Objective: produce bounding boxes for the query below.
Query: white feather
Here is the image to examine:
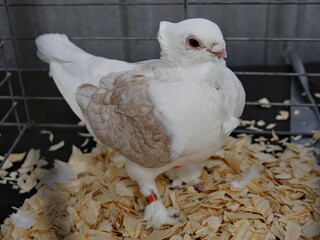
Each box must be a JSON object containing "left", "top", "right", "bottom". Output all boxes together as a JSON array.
[
  {"left": 149, "top": 60, "right": 241, "bottom": 163},
  {"left": 231, "top": 164, "right": 262, "bottom": 189},
  {"left": 42, "top": 160, "right": 77, "bottom": 185},
  {"left": 10, "top": 209, "right": 36, "bottom": 229}
]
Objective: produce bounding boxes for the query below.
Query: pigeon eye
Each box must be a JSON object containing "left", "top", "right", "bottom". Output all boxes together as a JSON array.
[{"left": 188, "top": 38, "right": 200, "bottom": 48}]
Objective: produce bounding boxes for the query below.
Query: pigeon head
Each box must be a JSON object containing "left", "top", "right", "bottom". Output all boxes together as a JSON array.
[{"left": 158, "top": 18, "right": 227, "bottom": 66}]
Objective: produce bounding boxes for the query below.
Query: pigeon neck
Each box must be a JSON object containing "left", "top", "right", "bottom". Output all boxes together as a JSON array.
[{"left": 161, "top": 55, "right": 225, "bottom": 68}]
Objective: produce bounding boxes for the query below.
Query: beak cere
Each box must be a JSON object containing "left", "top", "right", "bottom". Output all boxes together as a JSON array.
[
  {"left": 208, "top": 48, "right": 227, "bottom": 59},
  {"left": 213, "top": 49, "right": 227, "bottom": 58},
  {"left": 207, "top": 43, "right": 227, "bottom": 58}
]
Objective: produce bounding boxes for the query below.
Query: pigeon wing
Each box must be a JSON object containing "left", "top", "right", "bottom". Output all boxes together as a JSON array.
[{"left": 76, "top": 71, "right": 172, "bottom": 168}]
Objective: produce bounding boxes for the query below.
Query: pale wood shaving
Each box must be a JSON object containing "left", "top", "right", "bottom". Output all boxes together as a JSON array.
[
  {"left": 258, "top": 98, "right": 271, "bottom": 108},
  {"left": 283, "top": 99, "right": 290, "bottom": 105},
  {"left": 294, "top": 109, "right": 301, "bottom": 116},
  {"left": 77, "top": 121, "right": 85, "bottom": 126},
  {"left": 78, "top": 132, "right": 92, "bottom": 138},
  {"left": 1, "top": 135, "right": 319, "bottom": 239},
  {"left": 266, "top": 123, "right": 277, "bottom": 130},
  {"left": 17, "top": 173, "right": 38, "bottom": 194},
  {"left": 291, "top": 135, "right": 302, "bottom": 141},
  {"left": 1, "top": 160, "right": 13, "bottom": 170},
  {"left": 48, "top": 140, "right": 65, "bottom": 152},
  {"left": 80, "top": 138, "right": 90, "bottom": 147},
  {"left": 21, "top": 149, "right": 40, "bottom": 168},
  {"left": 284, "top": 221, "right": 301, "bottom": 240},
  {"left": 256, "top": 120, "right": 266, "bottom": 127},
  {"left": 7, "top": 152, "right": 26, "bottom": 163},
  {"left": 123, "top": 215, "right": 142, "bottom": 239},
  {"left": 0, "top": 169, "right": 8, "bottom": 177},
  {"left": 240, "top": 120, "right": 255, "bottom": 127},
  {"left": 313, "top": 131, "right": 320, "bottom": 142},
  {"left": 39, "top": 129, "right": 54, "bottom": 143},
  {"left": 271, "top": 130, "right": 279, "bottom": 142},
  {"left": 276, "top": 110, "right": 289, "bottom": 121},
  {"left": 301, "top": 220, "right": 320, "bottom": 238},
  {"left": 246, "top": 125, "right": 264, "bottom": 132}
]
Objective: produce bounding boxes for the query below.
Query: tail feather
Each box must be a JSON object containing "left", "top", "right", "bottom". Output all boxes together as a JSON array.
[
  {"left": 35, "top": 33, "right": 133, "bottom": 123},
  {"left": 35, "top": 33, "right": 92, "bottom": 120},
  {"left": 35, "top": 33, "right": 88, "bottom": 63}
]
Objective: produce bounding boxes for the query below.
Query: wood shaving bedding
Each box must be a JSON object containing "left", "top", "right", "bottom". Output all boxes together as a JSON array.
[{"left": 0, "top": 135, "right": 319, "bottom": 239}]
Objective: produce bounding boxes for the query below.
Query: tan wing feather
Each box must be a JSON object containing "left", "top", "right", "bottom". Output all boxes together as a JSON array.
[{"left": 76, "top": 71, "right": 172, "bottom": 168}]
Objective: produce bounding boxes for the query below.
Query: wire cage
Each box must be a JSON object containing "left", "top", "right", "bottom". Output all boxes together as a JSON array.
[{"left": 0, "top": 0, "right": 320, "bottom": 225}]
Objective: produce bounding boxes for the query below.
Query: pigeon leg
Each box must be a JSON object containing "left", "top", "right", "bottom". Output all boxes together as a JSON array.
[
  {"left": 125, "top": 160, "right": 179, "bottom": 229},
  {"left": 165, "top": 163, "right": 202, "bottom": 189}
]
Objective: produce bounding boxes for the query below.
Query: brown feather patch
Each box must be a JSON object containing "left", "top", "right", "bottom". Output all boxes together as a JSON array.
[{"left": 76, "top": 71, "right": 172, "bottom": 168}]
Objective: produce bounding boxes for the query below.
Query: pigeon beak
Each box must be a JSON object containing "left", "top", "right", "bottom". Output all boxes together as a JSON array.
[
  {"left": 208, "top": 48, "right": 227, "bottom": 59},
  {"left": 214, "top": 49, "right": 227, "bottom": 58}
]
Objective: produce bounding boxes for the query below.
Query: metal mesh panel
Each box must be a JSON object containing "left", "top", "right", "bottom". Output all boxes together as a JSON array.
[{"left": 0, "top": 0, "right": 319, "bottom": 168}]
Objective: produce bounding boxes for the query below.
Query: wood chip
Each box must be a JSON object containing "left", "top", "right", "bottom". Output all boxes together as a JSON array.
[
  {"left": 1, "top": 160, "right": 13, "bottom": 170},
  {"left": 313, "top": 131, "right": 320, "bottom": 142},
  {"left": 21, "top": 149, "right": 40, "bottom": 168},
  {"left": 7, "top": 152, "right": 26, "bottom": 163},
  {"left": 246, "top": 125, "right": 263, "bottom": 132},
  {"left": 123, "top": 215, "right": 142, "bottom": 239},
  {"left": 256, "top": 120, "right": 266, "bottom": 127},
  {"left": 40, "top": 129, "right": 54, "bottom": 143},
  {"left": 48, "top": 141, "right": 65, "bottom": 152},
  {"left": 240, "top": 120, "right": 255, "bottom": 127},
  {"left": 258, "top": 98, "right": 271, "bottom": 108},
  {"left": 252, "top": 195, "right": 272, "bottom": 218},
  {"left": 276, "top": 110, "right": 289, "bottom": 121},
  {"left": 301, "top": 220, "right": 320, "bottom": 238},
  {"left": 115, "top": 179, "right": 137, "bottom": 197},
  {"left": 266, "top": 123, "right": 276, "bottom": 130},
  {"left": 0, "top": 169, "right": 8, "bottom": 178},
  {"left": 271, "top": 130, "right": 279, "bottom": 142},
  {"left": 283, "top": 99, "right": 290, "bottom": 105},
  {"left": 80, "top": 138, "right": 90, "bottom": 147},
  {"left": 17, "top": 173, "right": 37, "bottom": 193},
  {"left": 284, "top": 221, "right": 301, "bottom": 240},
  {"left": 293, "top": 109, "right": 301, "bottom": 116},
  {"left": 78, "top": 132, "right": 92, "bottom": 137},
  {"left": 291, "top": 135, "right": 302, "bottom": 141}
]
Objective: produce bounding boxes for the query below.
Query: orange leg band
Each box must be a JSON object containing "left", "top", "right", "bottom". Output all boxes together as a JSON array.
[{"left": 146, "top": 193, "right": 158, "bottom": 204}]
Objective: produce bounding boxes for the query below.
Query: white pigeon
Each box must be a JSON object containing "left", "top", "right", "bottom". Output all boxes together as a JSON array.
[{"left": 35, "top": 18, "right": 245, "bottom": 228}]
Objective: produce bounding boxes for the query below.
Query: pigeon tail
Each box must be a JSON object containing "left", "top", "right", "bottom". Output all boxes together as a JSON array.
[
  {"left": 35, "top": 34, "right": 95, "bottom": 121},
  {"left": 35, "top": 33, "right": 88, "bottom": 63},
  {"left": 35, "top": 34, "right": 133, "bottom": 122}
]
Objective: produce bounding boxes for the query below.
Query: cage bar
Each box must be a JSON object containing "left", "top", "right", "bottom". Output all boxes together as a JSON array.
[
  {"left": 0, "top": 0, "right": 319, "bottom": 164},
  {"left": 2, "top": 0, "right": 320, "bottom": 7}
]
